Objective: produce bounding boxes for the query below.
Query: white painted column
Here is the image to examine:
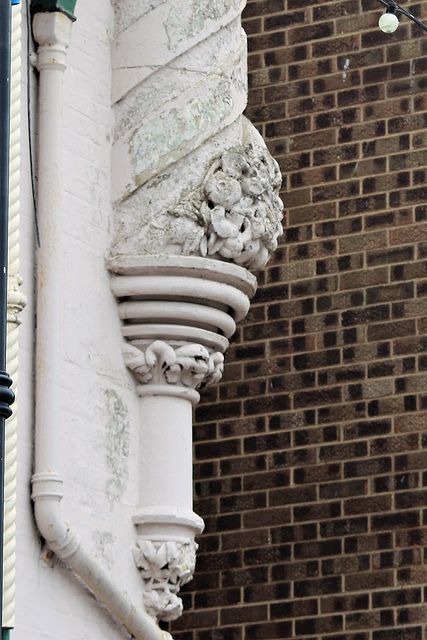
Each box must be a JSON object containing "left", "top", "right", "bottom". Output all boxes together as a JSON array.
[
  {"left": 109, "top": 0, "right": 283, "bottom": 625},
  {"left": 109, "top": 256, "right": 257, "bottom": 621},
  {"left": 137, "top": 395, "right": 194, "bottom": 513}
]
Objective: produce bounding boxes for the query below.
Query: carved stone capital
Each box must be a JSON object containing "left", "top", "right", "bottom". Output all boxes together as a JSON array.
[
  {"left": 112, "top": 121, "right": 284, "bottom": 271},
  {"left": 133, "top": 537, "right": 198, "bottom": 622},
  {"left": 124, "top": 340, "right": 224, "bottom": 390}
]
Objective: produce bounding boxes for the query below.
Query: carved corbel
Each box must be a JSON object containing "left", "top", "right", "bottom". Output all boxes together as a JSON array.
[
  {"left": 123, "top": 341, "right": 224, "bottom": 390},
  {"left": 109, "top": 257, "right": 256, "bottom": 622},
  {"left": 133, "top": 537, "right": 198, "bottom": 621},
  {"left": 108, "top": 136, "right": 283, "bottom": 621}
]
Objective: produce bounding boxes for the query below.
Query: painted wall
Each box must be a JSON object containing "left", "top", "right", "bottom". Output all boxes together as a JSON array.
[{"left": 15, "top": 1, "right": 141, "bottom": 637}]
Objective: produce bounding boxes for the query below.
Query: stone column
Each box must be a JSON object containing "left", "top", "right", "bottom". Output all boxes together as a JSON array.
[{"left": 109, "top": 0, "right": 283, "bottom": 623}]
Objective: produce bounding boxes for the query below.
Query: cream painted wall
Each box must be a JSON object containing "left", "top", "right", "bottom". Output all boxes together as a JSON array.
[{"left": 15, "top": 1, "right": 141, "bottom": 637}]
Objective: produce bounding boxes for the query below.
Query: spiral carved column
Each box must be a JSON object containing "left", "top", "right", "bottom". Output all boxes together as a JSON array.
[
  {"left": 110, "top": 0, "right": 283, "bottom": 622},
  {"left": 3, "top": 3, "right": 26, "bottom": 627}
]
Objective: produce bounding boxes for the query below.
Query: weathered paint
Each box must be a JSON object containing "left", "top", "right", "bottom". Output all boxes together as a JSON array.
[
  {"left": 165, "top": 0, "right": 234, "bottom": 47},
  {"left": 104, "top": 389, "right": 130, "bottom": 505},
  {"left": 130, "top": 78, "right": 234, "bottom": 181}
]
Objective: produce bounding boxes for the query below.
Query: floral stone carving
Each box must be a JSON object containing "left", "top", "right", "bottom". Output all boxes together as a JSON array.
[
  {"left": 123, "top": 340, "right": 224, "bottom": 389},
  {"left": 133, "top": 538, "right": 198, "bottom": 622},
  {"left": 142, "top": 136, "right": 284, "bottom": 270}
]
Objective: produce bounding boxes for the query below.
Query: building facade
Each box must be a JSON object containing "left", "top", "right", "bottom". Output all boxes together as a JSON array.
[{"left": 4, "top": 1, "right": 427, "bottom": 639}]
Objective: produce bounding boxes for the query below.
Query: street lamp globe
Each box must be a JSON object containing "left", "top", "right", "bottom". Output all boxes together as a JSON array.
[{"left": 378, "top": 12, "right": 399, "bottom": 32}]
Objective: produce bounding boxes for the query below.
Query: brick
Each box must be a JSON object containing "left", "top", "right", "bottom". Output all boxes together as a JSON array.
[
  {"left": 319, "top": 441, "right": 367, "bottom": 462},
  {"left": 321, "top": 593, "right": 370, "bottom": 614},
  {"left": 374, "top": 547, "right": 422, "bottom": 570},
  {"left": 195, "top": 402, "right": 242, "bottom": 425},
  {"left": 220, "top": 492, "right": 266, "bottom": 514},
  {"left": 195, "top": 588, "right": 241, "bottom": 609},
  {"left": 343, "top": 419, "right": 392, "bottom": 440},
  {"left": 243, "top": 544, "right": 291, "bottom": 566},
  {"left": 243, "top": 469, "right": 291, "bottom": 492},
  {"left": 196, "top": 476, "right": 242, "bottom": 499},
  {"left": 397, "top": 605, "right": 427, "bottom": 625},
  {"left": 218, "top": 417, "right": 266, "bottom": 439},
  {"left": 369, "top": 434, "right": 419, "bottom": 456},
  {"left": 221, "top": 605, "right": 268, "bottom": 626},
  {"left": 196, "top": 628, "right": 242, "bottom": 640},
  {"left": 367, "top": 319, "right": 416, "bottom": 342},
  {"left": 220, "top": 454, "right": 266, "bottom": 477},
  {"left": 243, "top": 507, "right": 291, "bottom": 530},
  {"left": 344, "top": 532, "right": 393, "bottom": 554},
  {"left": 345, "top": 610, "right": 383, "bottom": 631},
  {"left": 219, "top": 379, "right": 266, "bottom": 400},
  {"left": 294, "top": 576, "right": 342, "bottom": 598},
  {"left": 269, "top": 485, "right": 316, "bottom": 507},
  {"left": 173, "top": 609, "right": 218, "bottom": 631},
  {"left": 294, "top": 538, "right": 342, "bottom": 559},
  {"left": 371, "top": 511, "right": 420, "bottom": 531},
  {"left": 395, "top": 451, "right": 427, "bottom": 472},
  {"left": 320, "top": 517, "right": 368, "bottom": 539},
  {"left": 272, "top": 559, "right": 319, "bottom": 581},
  {"left": 395, "top": 412, "right": 427, "bottom": 433},
  {"left": 295, "top": 615, "right": 343, "bottom": 635},
  {"left": 372, "top": 628, "right": 422, "bottom": 640},
  {"left": 319, "top": 479, "right": 367, "bottom": 500},
  {"left": 372, "top": 588, "right": 422, "bottom": 608},
  {"left": 344, "top": 456, "right": 392, "bottom": 478},
  {"left": 270, "top": 598, "right": 318, "bottom": 619},
  {"left": 344, "top": 495, "right": 392, "bottom": 516},
  {"left": 221, "top": 566, "right": 268, "bottom": 589},
  {"left": 270, "top": 522, "right": 318, "bottom": 545},
  {"left": 244, "top": 582, "right": 290, "bottom": 604},
  {"left": 245, "top": 622, "right": 293, "bottom": 640},
  {"left": 345, "top": 570, "right": 394, "bottom": 592}
]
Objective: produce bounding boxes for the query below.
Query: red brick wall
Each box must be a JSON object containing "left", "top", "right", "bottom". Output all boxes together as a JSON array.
[{"left": 169, "top": 2, "right": 427, "bottom": 639}]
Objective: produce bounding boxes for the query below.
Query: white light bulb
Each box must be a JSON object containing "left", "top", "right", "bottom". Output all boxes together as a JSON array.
[{"left": 379, "top": 12, "right": 399, "bottom": 33}]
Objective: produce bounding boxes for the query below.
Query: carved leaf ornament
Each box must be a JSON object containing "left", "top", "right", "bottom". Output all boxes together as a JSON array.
[
  {"left": 143, "top": 141, "right": 284, "bottom": 270},
  {"left": 200, "top": 143, "right": 283, "bottom": 269},
  {"left": 123, "top": 341, "right": 224, "bottom": 389},
  {"left": 133, "top": 538, "right": 198, "bottom": 621}
]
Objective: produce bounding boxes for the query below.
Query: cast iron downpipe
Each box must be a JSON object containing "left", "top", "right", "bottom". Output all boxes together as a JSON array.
[{"left": 0, "top": 0, "right": 16, "bottom": 634}]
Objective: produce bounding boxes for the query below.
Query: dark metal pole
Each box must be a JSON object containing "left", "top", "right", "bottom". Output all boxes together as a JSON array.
[{"left": 0, "top": 0, "right": 16, "bottom": 633}]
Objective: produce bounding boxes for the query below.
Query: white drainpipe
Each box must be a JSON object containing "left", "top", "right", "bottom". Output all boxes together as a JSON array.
[{"left": 30, "top": 11, "right": 171, "bottom": 640}]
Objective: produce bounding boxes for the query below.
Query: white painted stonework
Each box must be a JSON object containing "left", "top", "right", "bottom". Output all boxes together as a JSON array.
[{"left": 10, "top": 0, "right": 283, "bottom": 637}]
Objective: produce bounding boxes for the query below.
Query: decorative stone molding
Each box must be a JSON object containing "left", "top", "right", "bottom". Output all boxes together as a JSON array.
[
  {"left": 110, "top": 0, "right": 283, "bottom": 626},
  {"left": 133, "top": 537, "right": 198, "bottom": 622},
  {"left": 124, "top": 340, "right": 224, "bottom": 390},
  {"left": 109, "top": 255, "right": 257, "bottom": 350},
  {"left": 109, "top": 257, "right": 256, "bottom": 620},
  {"left": 112, "top": 121, "right": 284, "bottom": 272},
  {"left": 141, "top": 137, "right": 284, "bottom": 270}
]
